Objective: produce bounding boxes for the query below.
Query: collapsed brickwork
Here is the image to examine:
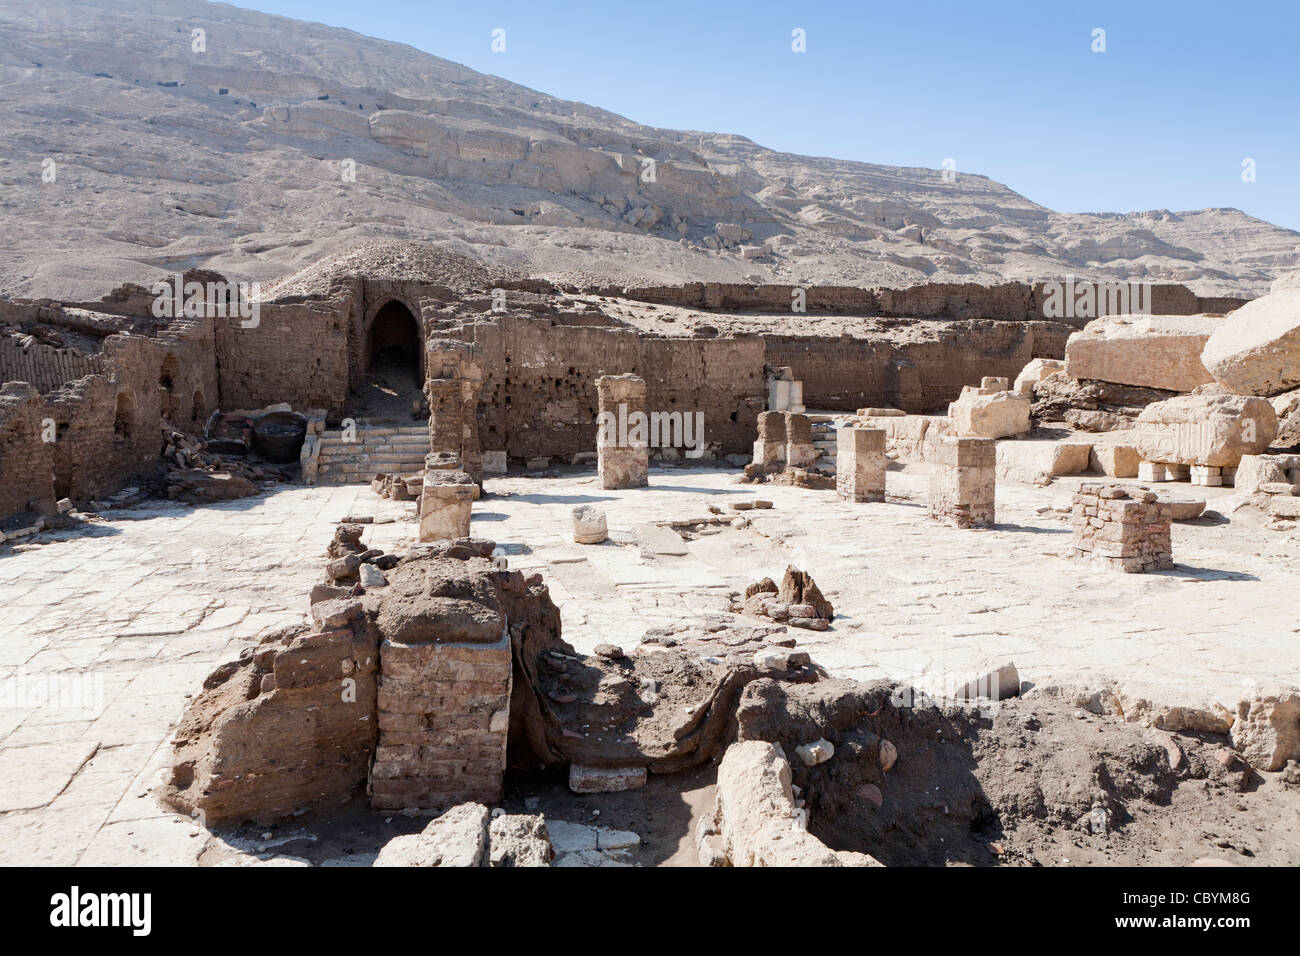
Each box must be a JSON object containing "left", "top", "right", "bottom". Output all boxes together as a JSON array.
[
  {"left": 1072, "top": 484, "right": 1174, "bottom": 573},
  {"left": 163, "top": 537, "right": 556, "bottom": 825}
]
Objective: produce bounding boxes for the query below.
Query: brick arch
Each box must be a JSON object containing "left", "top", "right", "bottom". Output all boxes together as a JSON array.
[{"left": 362, "top": 296, "right": 424, "bottom": 380}]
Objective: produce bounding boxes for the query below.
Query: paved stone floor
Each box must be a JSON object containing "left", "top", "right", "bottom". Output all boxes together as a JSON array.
[{"left": 1, "top": 463, "right": 1296, "bottom": 865}]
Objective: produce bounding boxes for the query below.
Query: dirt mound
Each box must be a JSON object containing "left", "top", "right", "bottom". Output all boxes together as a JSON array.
[
  {"left": 735, "top": 678, "right": 1260, "bottom": 866},
  {"left": 262, "top": 240, "right": 497, "bottom": 299}
]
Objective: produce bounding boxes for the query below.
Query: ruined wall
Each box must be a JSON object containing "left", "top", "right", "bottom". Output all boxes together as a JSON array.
[
  {"left": 432, "top": 316, "right": 767, "bottom": 462},
  {"left": 0, "top": 383, "right": 55, "bottom": 515},
  {"left": 214, "top": 300, "right": 350, "bottom": 415},
  {"left": 599, "top": 281, "right": 1247, "bottom": 325},
  {"left": 0, "top": 337, "right": 106, "bottom": 393},
  {"left": 765, "top": 320, "right": 1072, "bottom": 412}
]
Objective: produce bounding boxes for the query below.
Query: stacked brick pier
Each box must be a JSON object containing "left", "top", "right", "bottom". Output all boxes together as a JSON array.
[
  {"left": 836, "top": 426, "right": 886, "bottom": 502},
  {"left": 371, "top": 548, "right": 515, "bottom": 812},
  {"left": 596, "top": 373, "right": 649, "bottom": 489},
  {"left": 928, "top": 436, "right": 996, "bottom": 528},
  {"left": 1072, "top": 483, "right": 1173, "bottom": 573},
  {"left": 424, "top": 340, "right": 484, "bottom": 483}
]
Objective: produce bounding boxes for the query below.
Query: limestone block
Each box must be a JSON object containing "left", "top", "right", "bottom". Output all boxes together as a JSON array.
[
  {"left": 1134, "top": 385, "right": 1277, "bottom": 467},
  {"left": 1201, "top": 286, "right": 1300, "bottom": 396},
  {"left": 417, "top": 473, "right": 479, "bottom": 543},
  {"left": 835, "top": 427, "right": 886, "bottom": 502},
  {"left": 1230, "top": 690, "right": 1300, "bottom": 771},
  {"left": 1013, "top": 357, "right": 1066, "bottom": 398},
  {"left": 995, "top": 440, "right": 1092, "bottom": 485},
  {"left": 1234, "top": 453, "right": 1300, "bottom": 494},
  {"left": 862, "top": 414, "right": 952, "bottom": 462},
  {"left": 1089, "top": 443, "right": 1140, "bottom": 478},
  {"left": 374, "top": 803, "right": 491, "bottom": 867},
  {"left": 488, "top": 814, "right": 553, "bottom": 867},
  {"left": 949, "top": 388, "right": 1030, "bottom": 439},
  {"left": 597, "top": 446, "right": 648, "bottom": 489},
  {"left": 704, "top": 742, "right": 880, "bottom": 868},
  {"left": 752, "top": 410, "right": 787, "bottom": 468},
  {"left": 1065, "top": 314, "right": 1222, "bottom": 392},
  {"left": 794, "top": 738, "right": 834, "bottom": 767},
  {"left": 1273, "top": 388, "right": 1300, "bottom": 448},
  {"left": 482, "top": 450, "right": 507, "bottom": 474}
]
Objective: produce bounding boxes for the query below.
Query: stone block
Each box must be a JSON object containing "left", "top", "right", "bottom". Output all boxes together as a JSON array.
[
  {"left": 568, "top": 765, "right": 648, "bottom": 793},
  {"left": 1065, "top": 313, "right": 1222, "bottom": 392},
  {"left": 835, "top": 426, "right": 886, "bottom": 502}
]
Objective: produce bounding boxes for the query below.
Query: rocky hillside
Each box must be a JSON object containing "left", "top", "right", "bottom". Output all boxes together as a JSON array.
[{"left": 1, "top": 0, "right": 1297, "bottom": 300}]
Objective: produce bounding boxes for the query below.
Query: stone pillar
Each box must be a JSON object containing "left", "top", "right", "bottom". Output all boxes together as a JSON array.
[
  {"left": 424, "top": 340, "right": 484, "bottom": 484},
  {"left": 836, "top": 427, "right": 886, "bottom": 502},
  {"left": 418, "top": 469, "right": 479, "bottom": 542},
  {"left": 1072, "top": 483, "right": 1172, "bottom": 573},
  {"left": 596, "top": 374, "right": 648, "bottom": 489},
  {"left": 372, "top": 627, "right": 511, "bottom": 812},
  {"left": 766, "top": 367, "right": 806, "bottom": 414},
  {"left": 785, "top": 412, "right": 817, "bottom": 469},
  {"left": 752, "top": 410, "right": 787, "bottom": 470},
  {"left": 928, "top": 436, "right": 996, "bottom": 528}
]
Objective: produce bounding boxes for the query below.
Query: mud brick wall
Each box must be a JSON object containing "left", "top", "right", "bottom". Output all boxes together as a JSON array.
[
  {"left": 214, "top": 300, "right": 350, "bottom": 416},
  {"left": 765, "top": 320, "right": 1071, "bottom": 413},
  {"left": 602, "top": 281, "right": 1246, "bottom": 325},
  {"left": 372, "top": 633, "right": 512, "bottom": 811},
  {"left": 1072, "top": 483, "right": 1173, "bottom": 573},
  {"left": 431, "top": 316, "right": 766, "bottom": 462},
  {"left": 162, "top": 598, "right": 381, "bottom": 826},
  {"left": 928, "top": 436, "right": 996, "bottom": 528},
  {"left": 0, "top": 337, "right": 106, "bottom": 393},
  {"left": 0, "top": 383, "right": 56, "bottom": 515}
]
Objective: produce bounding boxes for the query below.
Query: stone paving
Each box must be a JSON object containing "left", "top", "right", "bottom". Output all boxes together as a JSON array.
[
  {"left": 0, "top": 486, "right": 416, "bottom": 865},
  {"left": 1, "top": 462, "right": 1296, "bottom": 865}
]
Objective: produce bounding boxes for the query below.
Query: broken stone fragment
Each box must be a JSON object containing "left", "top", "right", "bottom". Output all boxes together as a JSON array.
[
  {"left": 488, "top": 813, "right": 553, "bottom": 867},
  {"left": 571, "top": 504, "right": 608, "bottom": 544},
  {"left": 325, "top": 553, "right": 361, "bottom": 583},
  {"left": 795, "top": 738, "right": 834, "bottom": 766},
  {"left": 879, "top": 739, "right": 898, "bottom": 772},
  {"left": 374, "top": 803, "right": 490, "bottom": 867},
  {"left": 1230, "top": 689, "right": 1300, "bottom": 772},
  {"left": 359, "top": 563, "right": 387, "bottom": 588}
]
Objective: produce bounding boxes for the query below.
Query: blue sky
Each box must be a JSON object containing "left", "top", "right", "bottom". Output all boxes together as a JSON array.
[{"left": 242, "top": 0, "right": 1300, "bottom": 231}]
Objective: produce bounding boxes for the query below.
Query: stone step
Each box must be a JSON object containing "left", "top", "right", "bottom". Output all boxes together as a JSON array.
[
  {"left": 318, "top": 434, "right": 426, "bottom": 444},
  {"left": 317, "top": 457, "right": 427, "bottom": 471}
]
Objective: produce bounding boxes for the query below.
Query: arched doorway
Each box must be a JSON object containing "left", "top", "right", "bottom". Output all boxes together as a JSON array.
[
  {"left": 357, "top": 300, "right": 424, "bottom": 421},
  {"left": 114, "top": 388, "right": 137, "bottom": 439}
]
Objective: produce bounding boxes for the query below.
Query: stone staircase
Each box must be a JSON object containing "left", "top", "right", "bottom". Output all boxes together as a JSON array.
[
  {"left": 811, "top": 416, "right": 839, "bottom": 473},
  {"left": 315, "top": 424, "right": 429, "bottom": 484}
]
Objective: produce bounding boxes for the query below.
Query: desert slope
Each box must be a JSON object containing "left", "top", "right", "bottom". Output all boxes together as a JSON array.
[{"left": 0, "top": 0, "right": 1295, "bottom": 300}]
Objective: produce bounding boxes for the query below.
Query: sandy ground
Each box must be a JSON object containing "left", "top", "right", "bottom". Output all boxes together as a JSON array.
[{"left": 0, "top": 463, "right": 1296, "bottom": 866}]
